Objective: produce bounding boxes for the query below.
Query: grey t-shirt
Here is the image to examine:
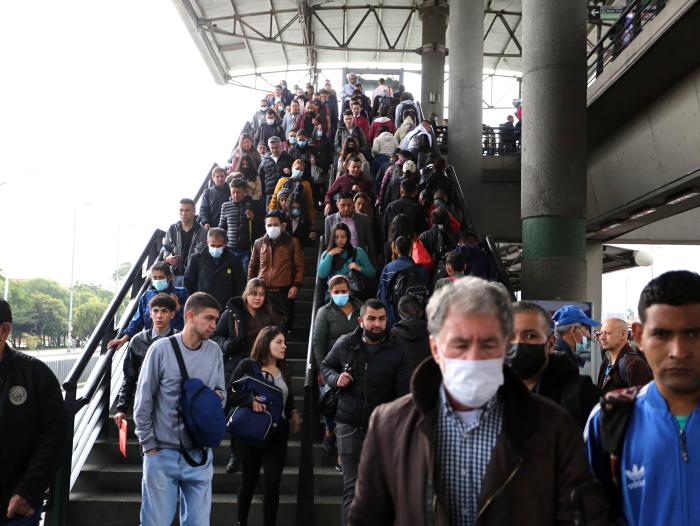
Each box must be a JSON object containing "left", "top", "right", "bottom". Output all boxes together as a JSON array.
[{"left": 134, "top": 333, "right": 226, "bottom": 451}]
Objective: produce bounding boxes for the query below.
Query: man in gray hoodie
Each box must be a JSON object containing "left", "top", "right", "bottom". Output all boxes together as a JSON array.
[{"left": 134, "top": 292, "right": 225, "bottom": 526}]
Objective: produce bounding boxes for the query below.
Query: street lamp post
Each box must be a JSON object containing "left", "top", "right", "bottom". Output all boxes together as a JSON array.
[{"left": 67, "top": 207, "right": 77, "bottom": 351}]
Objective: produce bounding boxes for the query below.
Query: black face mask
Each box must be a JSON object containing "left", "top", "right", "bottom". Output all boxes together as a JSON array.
[
  {"left": 363, "top": 329, "right": 385, "bottom": 343},
  {"left": 507, "top": 342, "right": 548, "bottom": 380}
]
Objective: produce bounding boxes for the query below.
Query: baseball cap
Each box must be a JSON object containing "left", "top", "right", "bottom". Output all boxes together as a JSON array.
[
  {"left": 552, "top": 305, "right": 600, "bottom": 327},
  {"left": 0, "top": 299, "right": 12, "bottom": 324},
  {"left": 402, "top": 160, "right": 417, "bottom": 173}
]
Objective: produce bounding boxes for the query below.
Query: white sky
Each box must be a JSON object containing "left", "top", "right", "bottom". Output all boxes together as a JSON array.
[{"left": 1, "top": 1, "right": 698, "bottom": 319}]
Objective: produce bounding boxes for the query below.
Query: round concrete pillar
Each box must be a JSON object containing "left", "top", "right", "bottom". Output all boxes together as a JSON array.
[
  {"left": 521, "top": 0, "right": 588, "bottom": 300},
  {"left": 419, "top": 1, "right": 448, "bottom": 120},
  {"left": 446, "top": 0, "right": 483, "bottom": 232}
]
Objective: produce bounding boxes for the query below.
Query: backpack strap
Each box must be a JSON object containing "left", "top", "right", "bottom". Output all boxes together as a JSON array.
[
  {"left": 169, "top": 336, "right": 189, "bottom": 382},
  {"left": 168, "top": 336, "right": 208, "bottom": 468},
  {"left": 599, "top": 386, "right": 641, "bottom": 489}
]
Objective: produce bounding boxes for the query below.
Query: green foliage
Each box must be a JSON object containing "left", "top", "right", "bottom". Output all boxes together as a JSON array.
[
  {"left": 5, "top": 277, "right": 115, "bottom": 348},
  {"left": 73, "top": 297, "right": 109, "bottom": 341},
  {"left": 111, "top": 262, "right": 132, "bottom": 284}
]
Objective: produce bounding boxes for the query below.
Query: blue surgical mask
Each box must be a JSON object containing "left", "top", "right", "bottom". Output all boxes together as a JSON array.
[
  {"left": 332, "top": 293, "right": 350, "bottom": 307},
  {"left": 292, "top": 169, "right": 303, "bottom": 178},
  {"left": 435, "top": 198, "right": 446, "bottom": 208},
  {"left": 316, "top": 130, "right": 323, "bottom": 137},
  {"left": 298, "top": 140, "right": 307, "bottom": 148},
  {"left": 289, "top": 137, "right": 297, "bottom": 144},
  {"left": 291, "top": 208, "right": 302, "bottom": 217},
  {"left": 575, "top": 328, "right": 590, "bottom": 354},
  {"left": 209, "top": 246, "right": 224, "bottom": 258},
  {"left": 152, "top": 278, "right": 168, "bottom": 291}
]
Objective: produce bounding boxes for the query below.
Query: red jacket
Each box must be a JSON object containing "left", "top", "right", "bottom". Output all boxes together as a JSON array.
[{"left": 324, "top": 174, "right": 373, "bottom": 205}]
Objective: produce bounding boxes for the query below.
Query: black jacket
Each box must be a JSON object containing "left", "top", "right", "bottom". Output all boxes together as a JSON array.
[
  {"left": 258, "top": 152, "right": 294, "bottom": 199},
  {"left": 418, "top": 226, "right": 458, "bottom": 264},
  {"left": 228, "top": 357, "right": 296, "bottom": 420},
  {"left": 383, "top": 196, "right": 426, "bottom": 238},
  {"left": 183, "top": 247, "right": 244, "bottom": 309},
  {"left": 212, "top": 297, "right": 279, "bottom": 384},
  {"left": 198, "top": 184, "right": 230, "bottom": 228},
  {"left": 162, "top": 222, "right": 207, "bottom": 276},
  {"left": 391, "top": 318, "right": 430, "bottom": 374},
  {"left": 418, "top": 165, "right": 452, "bottom": 195},
  {"left": 218, "top": 197, "right": 265, "bottom": 252},
  {"left": 320, "top": 327, "right": 411, "bottom": 428},
  {"left": 535, "top": 352, "right": 601, "bottom": 429},
  {"left": 115, "top": 327, "right": 175, "bottom": 413},
  {"left": 0, "top": 347, "right": 67, "bottom": 520},
  {"left": 254, "top": 122, "right": 286, "bottom": 148},
  {"left": 596, "top": 343, "right": 653, "bottom": 394}
]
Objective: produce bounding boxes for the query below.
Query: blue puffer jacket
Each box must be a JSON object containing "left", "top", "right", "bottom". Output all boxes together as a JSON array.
[{"left": 585, "top": 381, "right": 700, "bottom": 526}]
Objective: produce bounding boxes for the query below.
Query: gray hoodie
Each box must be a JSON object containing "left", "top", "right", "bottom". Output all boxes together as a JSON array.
[{"left": 134, "top": 333, "right": 225, "bottom": 452}]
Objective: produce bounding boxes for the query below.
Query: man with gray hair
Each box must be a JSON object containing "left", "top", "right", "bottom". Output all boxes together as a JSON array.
[
  {"left": 552, "top": 305, "right": 601, "bottom": 368},
  {"left": 348, "top": 277, "right": 608, "bottom": 526}
]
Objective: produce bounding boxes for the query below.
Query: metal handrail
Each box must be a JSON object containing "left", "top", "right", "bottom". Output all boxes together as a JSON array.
[
  {"left": 295, "top": 235, "right": 325, "bottom": 526},
  {"left": 587, "top": 0, "right": 667, "bottom": 85},
  {"left": 47, "top": 124, "right": 252, "bottom": 525},
  {"left": 446, "top": 165, "right": 517, "bottom": 296}
]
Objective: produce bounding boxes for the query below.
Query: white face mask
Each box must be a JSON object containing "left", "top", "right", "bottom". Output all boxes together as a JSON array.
[
  {"left": 266, "top": 226, "right": 282, "bottom": 239},
  {"left": 441, "top": 356, "right": 504, "bottom": 408}
]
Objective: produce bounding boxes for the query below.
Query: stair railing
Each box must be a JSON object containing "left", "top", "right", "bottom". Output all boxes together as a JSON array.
[{"left": 295, "top": 235, "right": 325, "bottom": 526}]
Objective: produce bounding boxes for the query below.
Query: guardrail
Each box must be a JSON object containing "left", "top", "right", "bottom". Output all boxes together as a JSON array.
[
  {"left": 587, "top": 0, "right": 668, "bottom": 86},
  {"left": 45, "top": 124, "right": 252, "bottom": 525},
  {"left": 295, "top": 235, "right": 325, "bottom": 526},
  {"left": 481, "top": 125, "right": 520, "bottom": 156}
]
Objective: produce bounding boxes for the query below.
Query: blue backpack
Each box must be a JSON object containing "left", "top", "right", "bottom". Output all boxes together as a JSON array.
[
  {"left": 227, "top": 360, "right": 284, "bottom": 447},
  {"left": 169, "top": 337, "right": 226, "bottom": 467}
]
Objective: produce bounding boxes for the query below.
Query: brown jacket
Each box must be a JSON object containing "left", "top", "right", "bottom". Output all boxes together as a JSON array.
[
  {"left": 247, "top": 232, "right": 305, "bottom": 289},
  {"left": 348, "top": 359, "right": 608, "bottom": 526},
  {"left": 596, "top": 343, "right": 653, "bottom": 394}
]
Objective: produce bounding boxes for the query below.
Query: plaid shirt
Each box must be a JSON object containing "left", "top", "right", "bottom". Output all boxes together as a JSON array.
[{"left": 435, "top": 384, "right": 503, "bottom": 526}]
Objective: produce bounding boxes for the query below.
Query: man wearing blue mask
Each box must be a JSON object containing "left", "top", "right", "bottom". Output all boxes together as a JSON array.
[
  {"left": 348, "top": 277, "right": 608, "bottom": 526},
  {"left": 108, "top": 262, "right": 188, "bottom": 350},
  {"left": 552, "top": 305, "right": 601, "bottom": 368},
  {"left": 184, "top": 228, "right": 244, "bottom": 312}
]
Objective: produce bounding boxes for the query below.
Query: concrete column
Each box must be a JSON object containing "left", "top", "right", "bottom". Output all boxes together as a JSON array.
[
  {"left": 446, "top": 0, "right": 483, "bottom": 233},
  {"left": 586, "top": 240, "right": 604, "bottom": 381},
  {"left": 521, "top": 0, "right": 588, "bottom": 300},
  {"left": 419, "top": 1, "right": 448, "bottom": 120}
]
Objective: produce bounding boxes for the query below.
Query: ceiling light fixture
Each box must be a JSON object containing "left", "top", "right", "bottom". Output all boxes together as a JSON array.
[
  {"left": 629, "top": 208, "right": 656, "bottom": 220},
  {"left": 666, "top": 189, "right": 700, "bottom": 206},
  {"left": 600, "top": 222, "right": 623, "bottom": 232}
]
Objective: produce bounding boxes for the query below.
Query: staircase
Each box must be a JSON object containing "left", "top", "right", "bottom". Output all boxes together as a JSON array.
[{"left": 67, "top": 245, "right": 343, "bottom": 526}]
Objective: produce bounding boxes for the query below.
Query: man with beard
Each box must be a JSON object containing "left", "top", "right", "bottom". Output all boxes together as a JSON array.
[
  {"left": 508, "top": 301, "right": 600, "bottom": 429},
  {"left": 320, "top": 299, "right": 410, "bottom": 526}
]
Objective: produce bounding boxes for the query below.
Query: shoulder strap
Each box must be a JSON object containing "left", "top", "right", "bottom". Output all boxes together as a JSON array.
[
  {"left": 169, "top": 336, "right": 189, "bottom": 381},
  {"left": 600, "top": 385, "right": 641, "bottom": 488}
]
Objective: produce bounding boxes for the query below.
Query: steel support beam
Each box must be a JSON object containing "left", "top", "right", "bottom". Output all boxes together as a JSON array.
[{"left": 419, "top": 0, "right": 448, "bottom": 119}]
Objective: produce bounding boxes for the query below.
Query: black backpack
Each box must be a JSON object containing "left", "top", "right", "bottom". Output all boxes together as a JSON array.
[
  {"left": 282, "top": 176, "right": 303, "bottom": 197},
  {"left": 389, "top": 265, "right": 428, "bottom": 310}
]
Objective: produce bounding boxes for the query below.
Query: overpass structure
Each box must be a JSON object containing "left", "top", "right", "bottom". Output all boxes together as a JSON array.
[{"left": 42, "top": 1, "right": 700, "bottom": 524}]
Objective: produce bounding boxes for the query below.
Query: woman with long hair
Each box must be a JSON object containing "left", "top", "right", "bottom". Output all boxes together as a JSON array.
[
  {"left": 287, "top": 195, "right": 317, "bottom": 247},
  {"left": 229, "top": 326, "right": 301, "bottom": 526},
  {"left": 212, "top": 278, "right": 280, "bottom": 473},
  {"left": 317, "top": 223, "right": 375, "bottom": 282},
  {"left": 383, "top": 213, "right": 416, "bottom": 263},
  {"left": 229, "top": 132, "right": 261, "bottom": 173},
  {"left": 268, "top": 159, "right": 316, "bottom": 222}
]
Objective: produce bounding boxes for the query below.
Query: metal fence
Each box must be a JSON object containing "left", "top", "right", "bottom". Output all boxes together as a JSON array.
[{"left": 38, "top": 354, "right": 99, "bottom": 385}]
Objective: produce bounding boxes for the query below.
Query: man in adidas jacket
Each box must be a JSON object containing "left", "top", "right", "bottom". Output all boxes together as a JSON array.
[{"left": 585, "top": 270, "right": 700, "bottom": 525}]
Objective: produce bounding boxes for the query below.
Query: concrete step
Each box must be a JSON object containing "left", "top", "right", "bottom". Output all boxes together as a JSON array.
[
  {"left": 74, "top": 464, "right": 342, "bottom": 496},
  {"left": 89, "top": 439, "right": 339, "bottom": 469},
  {"left": 68, "top": 492, "right": 341, "bottom": 526}
]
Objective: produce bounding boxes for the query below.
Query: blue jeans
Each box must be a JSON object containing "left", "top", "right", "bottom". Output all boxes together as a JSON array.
[
  {"left": 140, "top": 448, "right": 213, "bottom": 526},
  {"left": 5, "top": 511, "right": 41, "bottom": 526},
  {"left": 231, "top": 249, "right": 251, "bottom": 276}
]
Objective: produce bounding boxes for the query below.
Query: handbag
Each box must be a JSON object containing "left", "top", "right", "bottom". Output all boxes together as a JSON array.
[
  {"left": 347, "top": 253, "right": 376, "bottom": 301},
  {"left": 227, "top": 361, "right": 284, "bottom": 447},
  {"left": 318, "top": 341, "right": 360, "bottom": 419}
]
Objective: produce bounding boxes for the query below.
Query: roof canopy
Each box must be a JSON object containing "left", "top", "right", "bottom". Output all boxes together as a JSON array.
[{"left": 172, "top": 0, "right": 525, "bottom": 86}]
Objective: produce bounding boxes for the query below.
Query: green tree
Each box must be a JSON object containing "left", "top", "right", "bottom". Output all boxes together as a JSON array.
[
  {"left": 111, "top": 262, "right": 132, "bottom": 286},
  {"left": 73, "top": 297, "right": 109, "bottom": 341}
]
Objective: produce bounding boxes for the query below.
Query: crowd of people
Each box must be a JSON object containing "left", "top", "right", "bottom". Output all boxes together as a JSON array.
[{"left": 0, "top": 73, "right": 698, "bottom": 526}]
